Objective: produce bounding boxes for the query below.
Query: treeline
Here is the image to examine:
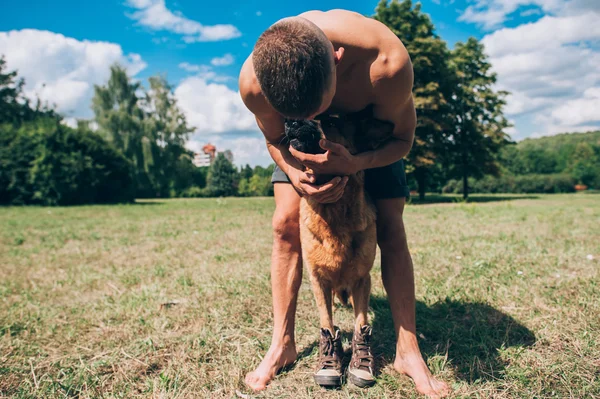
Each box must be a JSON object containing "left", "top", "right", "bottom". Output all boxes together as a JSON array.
[
  {"left": 374, "top": 0, "right": 510, "bottom": 199},
  {"left": 2, "top": 0, "right": 596, "bottom": 205},
  {"left": 0, "top": 57, "right": 136, "bottom": 205},
  {"left": 441, "top": 131, "right": 600, "bottom": 194},
  {"left": 180, "top": 157, "right": 275, "bottom": 198},
  {"left": 0, "top": 55, "right": 278, "bottom": 205}
]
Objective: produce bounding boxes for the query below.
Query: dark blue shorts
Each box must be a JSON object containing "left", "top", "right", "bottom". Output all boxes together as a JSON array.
[{"left": 271, "top": 160, "right": 410, "bottom": 200}]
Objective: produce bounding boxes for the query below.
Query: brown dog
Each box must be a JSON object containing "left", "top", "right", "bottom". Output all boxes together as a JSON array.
[{"left": 285, "top": 113, "right": 393, "bottom": 388}]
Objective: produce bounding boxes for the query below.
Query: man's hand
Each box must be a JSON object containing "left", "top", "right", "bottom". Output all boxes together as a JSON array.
[
  {"left": 289, "top": 139, "right": 361, "bottom": 175},
  {"left": 288, "top": 168, "right": 348, "bottom": 204}
]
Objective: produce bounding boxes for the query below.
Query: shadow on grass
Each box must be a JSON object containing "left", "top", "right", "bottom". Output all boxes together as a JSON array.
[
  {"left": 370, "top": 296, "right": 535, "bottom": 382},
  {"left": 132, "top": 200, "right": 165, "bottom": 205},
  {"left": 408, "top": 194, "right": 539, "bottom": 205}
]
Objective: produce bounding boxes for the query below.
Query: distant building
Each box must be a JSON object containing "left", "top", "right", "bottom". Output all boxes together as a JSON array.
[
  {"left": 192, "top": 144, "right": 234, "bottom": 167},
  {"left": 192, "top": 152, "right": 211, "bottom": 167},
  {"left": 192, "top": 143, "right": 216, "bottom": 167}
]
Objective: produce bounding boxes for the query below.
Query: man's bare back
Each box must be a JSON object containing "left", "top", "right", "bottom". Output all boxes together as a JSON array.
[{"left": 240, "top": 9, "right": 415, "bottom": 142}]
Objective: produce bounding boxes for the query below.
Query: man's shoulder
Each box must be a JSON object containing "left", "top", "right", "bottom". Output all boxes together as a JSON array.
[
  {"left": 371, "top": 41, "right": 412, "bottom": 101},
  {"left": 239, "top": 56, "right": 268, "bottom": 115},
  {"left": 299, "top": 9, "right": 364, "bottom": 20}
]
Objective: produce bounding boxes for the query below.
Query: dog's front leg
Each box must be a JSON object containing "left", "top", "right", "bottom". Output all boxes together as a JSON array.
[
  {"left": 348, "top": 275, "right": 376, "bottom": 387},
  {"left": 351, "top": 275, "right": 371, "bottom": 332},
  {"left": 309, "top": 273, "right": 334, "bottom": 333},
  {"left": 309, "top": 272, "right": 344, "bottom": 387}
]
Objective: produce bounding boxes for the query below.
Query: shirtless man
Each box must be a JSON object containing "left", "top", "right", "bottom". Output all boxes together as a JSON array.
[{"left": 238, "top": 10, "right": 449, "bottom": 398}]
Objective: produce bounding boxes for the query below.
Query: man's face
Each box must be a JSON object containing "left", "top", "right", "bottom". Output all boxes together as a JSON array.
[
  {"left": 306, "top": 44, "right": 337, "bottom": 120},
  {"left": 310, "top": 77, "right": 336, "bottom": 119}
]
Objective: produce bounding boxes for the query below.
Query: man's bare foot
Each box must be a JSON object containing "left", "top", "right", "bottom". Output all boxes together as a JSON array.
[
  {"left": 394, "top": 354, "right": 450, "bottom": 399},
  {"left": 245, "top": 342, "right": 297, "bottom": 391}
]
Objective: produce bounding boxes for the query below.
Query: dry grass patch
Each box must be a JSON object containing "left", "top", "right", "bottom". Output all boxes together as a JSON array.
[{"left": 1, "top": 194, "right": 599, "bottom": 398}]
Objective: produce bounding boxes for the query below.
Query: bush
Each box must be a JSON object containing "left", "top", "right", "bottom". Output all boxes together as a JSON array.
[
  {"left": 238, "top": 174, "right": 273, "bottom": 197},
  {"left": 180, "top": 186, "right": 214, "bottom": 198},
  {"left": 0, "top": 119, "right": 134, "bottom": 205},
  {"left": 443, "top": 174, "right": 576, "bottom": 194}
]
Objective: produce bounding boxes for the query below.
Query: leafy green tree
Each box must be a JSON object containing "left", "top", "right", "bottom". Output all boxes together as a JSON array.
[
  {"left": 170, "top": 153, "right": 204, "bottom": 195},
  {"left": 92, "top": 65, "right": 152, "bottom": 194},
  {"left": 374, "top": 0, "right": 454, "bottom": 199},
  {"left": 241, "top": 164, "right": 253, "bottom": 180},
  {"left": 0, "top": 118, "right": 133, "bottom": 205},
  {"left": 249, "top": 174, "right": 273, "bottom": 196},
  {"left": 445, "top": 38, "right": 511, "bottom": 199},
  {"left": 238, "top": 177, "right": 251, "bottom": 197},
  {"left": 142, "top": 75, "right": 194, "bottom": 195},
  {"left": 0, "top": 56, "right": 57, "bottom": 125},
  {"left": 207, "top": 153, "right": 239, "bottom": 196},
  {"left": 238, "top": 174, "right": 273, "bottom": 197},
  {"left": 569, "top": 142, "right": 600, "bottom": 187},
  {"left": 92, "top": 65, "right": 193, "bottom": 197}
]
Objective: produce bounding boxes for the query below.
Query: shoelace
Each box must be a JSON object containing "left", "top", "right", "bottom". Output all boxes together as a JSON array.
[
  {"left": 353, "top": 335, "right": 374, "bottom": 370},
  {"left": 320, "top": 337, "right": 339, "bottom": 369}
]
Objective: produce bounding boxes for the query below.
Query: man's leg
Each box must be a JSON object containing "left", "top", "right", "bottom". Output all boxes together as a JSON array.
[
  {"left": 376, "top": 198, "right": 450, "bottom": 399},
  {"left": 245, "top": 183, "right": 303, "bottom": 391}
]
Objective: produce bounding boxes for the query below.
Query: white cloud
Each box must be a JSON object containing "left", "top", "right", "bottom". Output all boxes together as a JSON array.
[
  {"left": 458, "top": 0, "right": 562, "bottom": 30},
  {"left": 211, "top": 53, "right": 235, "bottom": 66},
  {"left": 0, "top": 29, "right": 146, "bottom": 118},
  {"left": 174, "top": 76, "right": 257, "bottom": 134},
  {"left": 550, "top": 87, "right": 600, "bottom": 126},
  {"left": 178, "top": 62, "right": 202, "bottom": 72},
  {"left": 467, "top": 4, "right": 600, "bottom": 137},
  {"left": 177, "top": 62, "right": 232, "bottom": 83},
  {"left": 520, "top": 8, "right": 542, "bottom": 16},
  {"left": 126, "top": 0, "right": 241, "bottom": 42},
  {"left": 174, "top": 76, "right": 271, "bottom": 166},
  {"left": 482, "top": 13, "right": 600, "bottom": 56},
  {"left": 459, "top": 0, "right": 600, "bottom": 30}
]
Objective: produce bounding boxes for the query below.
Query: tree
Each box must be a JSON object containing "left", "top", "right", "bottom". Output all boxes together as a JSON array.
[
  {"left": 252, "top": 164, "right": 275, "bottom": 178},
  {"left": 142, "top": 75, "right": 194, "bottom": 195},
  {"left": 374, "top": 0, "right": 455, "bottom": 199},
  {"left": 92, "top": 65, "right": 152, "bottom": 195},
  {"left": 0, "top": 118, "right": 134, "bottom": 205},
  {"left": 241, "top": 164, "right": 253, "bottom": 180},
  {"left": 569, "top": 142, "right": 600, "bottom": 187},
  {"left": 0, "top": 56, "right": 58, "bottom": 125},
  {"left": 92, "top": 65, "right": 193, "bottom": 197},
  {"left": 445, "top": 38, "right": 511, "bottom": 199},
  {"left": 206, "top": 153, "right": 239, "bottom": 196}
]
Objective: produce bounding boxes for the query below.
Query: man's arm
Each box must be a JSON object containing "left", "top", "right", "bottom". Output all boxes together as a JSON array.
[
  {"left": 239, "top": 59, "right": 348, "bottom": 203},
  {"left": 289, "top": 58, "right": 415, "bottom": 174},
  {"left": 355, "top": 71, "right": 416, "bottom": 170},
  {"left": 238, "top": 60, "right": 301, "bottom": 174}
]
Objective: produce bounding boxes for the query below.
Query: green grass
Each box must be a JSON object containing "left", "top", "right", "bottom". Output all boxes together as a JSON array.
[{"left": 1, "top": 194, "right": 599, "bottom": 398}]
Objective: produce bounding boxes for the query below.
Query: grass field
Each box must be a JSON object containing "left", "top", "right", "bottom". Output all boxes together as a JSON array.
[{"left": 1, "top": 194, "right": 599, "bottom": 398}]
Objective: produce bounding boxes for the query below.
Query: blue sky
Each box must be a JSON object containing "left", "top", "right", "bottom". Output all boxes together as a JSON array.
[{"left": 1, "top": 0, "right": 599, "bottom": 166}]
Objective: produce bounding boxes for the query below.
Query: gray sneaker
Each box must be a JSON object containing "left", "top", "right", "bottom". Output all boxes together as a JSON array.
[
  {"left": 314, "top": 327, "right": 344, "bottom": 387},
  {"left": 348, "top": 325, "right": 376, "bottom": 388}
]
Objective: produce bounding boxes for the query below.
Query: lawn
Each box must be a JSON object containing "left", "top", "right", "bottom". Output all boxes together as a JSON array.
[{"left": 1, "top": 194, "right": 599, "bottom": 398}]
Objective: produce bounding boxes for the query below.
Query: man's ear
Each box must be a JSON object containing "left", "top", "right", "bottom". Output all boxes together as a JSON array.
[{"left": 333, "top": 46, "right": 345, "bottom": 65}]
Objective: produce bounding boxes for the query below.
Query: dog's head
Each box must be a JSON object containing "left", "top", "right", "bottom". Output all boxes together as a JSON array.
[
  {"left": 285, "top": 116, "right": 356, "bottom": 156},
  {"left": 284, "top": 119, "right": 325, "bottom": 155}
]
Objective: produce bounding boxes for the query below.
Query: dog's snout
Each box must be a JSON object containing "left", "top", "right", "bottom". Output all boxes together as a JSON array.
[{"left": 284, "top": 119, "right": 324, "bottom": 154}]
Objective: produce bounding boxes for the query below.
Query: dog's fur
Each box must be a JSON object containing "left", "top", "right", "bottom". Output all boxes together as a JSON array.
[{"left": 285, "top": 113, "right": 393, "bottom": 335}]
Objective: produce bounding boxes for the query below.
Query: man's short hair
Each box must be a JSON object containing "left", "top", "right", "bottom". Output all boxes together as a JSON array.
[{"left": 252, "top": 18, "right": 333, "bottom": 119}]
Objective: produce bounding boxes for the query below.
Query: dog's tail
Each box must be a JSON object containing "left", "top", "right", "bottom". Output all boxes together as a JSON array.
[{"left": 334, "top": 289, "right": 351, "bottom": 307}]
